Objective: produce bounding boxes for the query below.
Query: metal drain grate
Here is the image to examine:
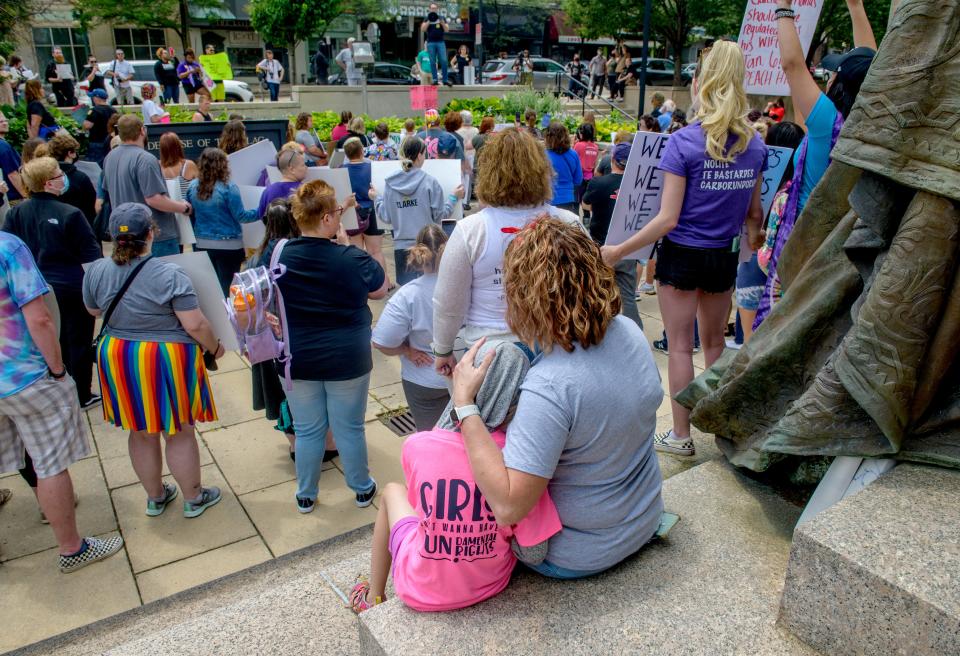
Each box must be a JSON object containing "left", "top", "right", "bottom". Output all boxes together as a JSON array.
[{"left": 379, "top": 410, "right": 417, "bottom": 437}]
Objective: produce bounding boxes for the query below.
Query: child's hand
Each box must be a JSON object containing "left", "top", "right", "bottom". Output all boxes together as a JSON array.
[
  {"left": 367, "top": 184, "right": 378, "bottom": 200},
  {"left": 265, "top": 312, "right": 282, "bottom": 338},
  {"left": 344, "top": 193, "right": 357, "bottom": 209}
]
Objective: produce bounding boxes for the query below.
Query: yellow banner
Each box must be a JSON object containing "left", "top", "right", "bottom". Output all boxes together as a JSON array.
[{"left": 199, "top": 52, "right": 233, "bottom": 80}]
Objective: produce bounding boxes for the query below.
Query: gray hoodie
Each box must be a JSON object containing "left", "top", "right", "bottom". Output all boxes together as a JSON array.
[{"left": 374, "top": 167, "right": 453, "bottom": 248}]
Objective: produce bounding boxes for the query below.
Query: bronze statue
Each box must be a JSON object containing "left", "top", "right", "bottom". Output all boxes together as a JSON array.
[{"left": 678, "top": 0, "right": 960, "bottom": 472}]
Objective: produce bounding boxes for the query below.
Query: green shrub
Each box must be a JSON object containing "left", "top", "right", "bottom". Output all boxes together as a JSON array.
[{"left": 1, "top": 101, "right": 88, "bottom": 155}]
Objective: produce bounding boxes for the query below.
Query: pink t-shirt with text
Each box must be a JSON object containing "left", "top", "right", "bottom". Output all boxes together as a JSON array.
[{"left": 393, "top": 428, "right": 562, "bottom": 612}]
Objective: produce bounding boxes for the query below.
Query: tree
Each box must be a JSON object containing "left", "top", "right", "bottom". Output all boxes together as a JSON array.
[
  {"left": 810, "top": 0, "right": 889, "bottom": 62},
  {"left": 1, "top": 0, "right": 53, "bottom": 57},
  {"left": 249, "top": 0, "right": 349, "bottom": 85},
  {"left": 73, "top": 0, "right": 225, "bottom": 51}
]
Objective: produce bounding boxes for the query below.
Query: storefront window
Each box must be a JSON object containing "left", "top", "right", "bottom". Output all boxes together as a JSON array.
[
  {"left": 228, "top": 47, "right": 264, "bottom": 77},
  {"left": 113, "top": 28, "right": 167, "bottom": 61},
  {"left": 32, "top": 27, "right": 89, "bottom": 78}
]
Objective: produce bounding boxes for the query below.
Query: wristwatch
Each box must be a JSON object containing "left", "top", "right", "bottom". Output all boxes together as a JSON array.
[{"left": 450, "top": 404, "right": 481, "bottom": 426}]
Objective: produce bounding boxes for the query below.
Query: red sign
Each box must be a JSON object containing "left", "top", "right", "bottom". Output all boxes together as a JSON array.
[{"left": 409, "top": 85, "right": 438, "bottom": 111}]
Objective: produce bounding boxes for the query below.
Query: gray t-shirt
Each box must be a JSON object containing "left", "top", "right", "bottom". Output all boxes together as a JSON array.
[
  {"left": 503, "top": 315, "right": 664, "bottom": 571},
  {"left": 295, "top": 129, "right": 320, "bottom": 164},
  {"left": 82, "top": 255, "right": 199, "bottom": 343},
  {"left": 102, "top": 144, "right": 178, "bottom": 243}
]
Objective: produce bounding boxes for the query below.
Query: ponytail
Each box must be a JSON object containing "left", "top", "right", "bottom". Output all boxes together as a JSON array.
[
  {"left": 400, "top": 136, "right": 425, "bottom": 172},
  {"left": 405, "top": 223, "right": 448, "bottom": 273}
]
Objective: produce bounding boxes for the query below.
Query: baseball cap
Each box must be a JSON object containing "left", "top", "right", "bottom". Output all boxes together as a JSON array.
[
  {"left": 88, "top": 88, "right": 108, "bottom": 100},
  {"left": 424, "top": 108, "right": 440, "bottom": 124},
  {"left": 820, "top": 46, "right": 875, "bottom": 85},
  {"left": 436, "top": 132, "right": 458, "bottom": 158},
  {"left": 109, "top": 203, "right": 153, "bottom": 240},
  {"left": 613, "top": 142, "right": 632, "bottom": 167}
]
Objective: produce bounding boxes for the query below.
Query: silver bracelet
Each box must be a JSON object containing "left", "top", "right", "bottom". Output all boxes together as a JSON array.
[{"left": 775, "top": 8, "right": 797, "bottom": 18}]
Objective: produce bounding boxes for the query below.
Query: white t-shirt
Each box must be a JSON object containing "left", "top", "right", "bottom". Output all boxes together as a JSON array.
[
  {"left": 111, "top": 60, "right": 134, "bottom": 88},
  {"left": 371, "top": 273, "right": 447, "bottom": 389},
  {"left": 141, "top": 98, "right": 166, "bottom": 124},
  {"left": 257, "top": 59, "right": 283, "bottom": 84},
  {"left": 336, "top": 48, "right": 357, "bottom": 78}
]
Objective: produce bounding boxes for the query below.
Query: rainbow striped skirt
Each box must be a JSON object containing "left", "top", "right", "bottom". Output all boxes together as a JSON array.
[{"left": 97, "top": 336, "right": 218, "bottom": 434}]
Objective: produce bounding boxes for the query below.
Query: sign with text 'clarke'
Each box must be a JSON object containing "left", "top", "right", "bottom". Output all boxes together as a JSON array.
[{"left": 737, "top": 0, "right": 824, "bottom": 96}]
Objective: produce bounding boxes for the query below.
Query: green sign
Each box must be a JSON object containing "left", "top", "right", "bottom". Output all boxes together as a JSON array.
[{"left": 199, "top": 52, "right": 233, "bottom": 80}]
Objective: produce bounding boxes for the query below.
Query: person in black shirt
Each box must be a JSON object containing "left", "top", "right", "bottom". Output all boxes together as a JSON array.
[
  {"left": 312, "top": 46, "right": 329, "bottom": 85},
  {"left": 567, "top": 54, "right": 585, "bottom": 98},
  {"left": 581, "top": 141, "right": 641, "bottom": 328},
  {"left": 80, "top": 54, "right": 106, "bottom": 93},
  {"left": 47, "top": 132, "right": 97, "bottom": 224},
  {"left": 420, "top": 2, "right": 451, "bottom": 86},
  {"left": 2, "top": 156, "right": 102, "bottom": 407},
  {"left": 82, "top": 89, "right": 116, "bottom": 164},
  {"left": 44, "top": 47, "right": 77, "bottom": 107},
  {"left": 24, "top": 80, "right": 58, "bottom": 140},
  {"left": 154, "top": 48, "right": 181, "bottom": 103}
]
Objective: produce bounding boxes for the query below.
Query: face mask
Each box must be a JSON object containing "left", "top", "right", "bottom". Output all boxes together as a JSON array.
[{"left": 59, "top": 174, "right": 70, "bottom": 195}]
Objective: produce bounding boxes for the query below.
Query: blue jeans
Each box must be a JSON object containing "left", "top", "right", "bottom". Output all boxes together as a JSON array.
[
  {"left": 427, "top": 42, "right": 448, "bottom": 84},
  {"left": 285, "top": 374, "right": 375, "bottom": 500},
  {"left": 163, "top": 84, "right": 180, "bottom": 104},
  {"left": 525, "top": 560, "right": 608, "bottom": 580},
  {"left": 151, "top": 238, "right": 181, "bottom": 257},
  {"left": 267, "top": 82, "right": 279, "bottom": 101}
]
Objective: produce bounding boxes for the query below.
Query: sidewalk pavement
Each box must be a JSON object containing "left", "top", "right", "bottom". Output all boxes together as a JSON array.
[{"left": 0, "top": 241, "right": 707, "bottom": 653}]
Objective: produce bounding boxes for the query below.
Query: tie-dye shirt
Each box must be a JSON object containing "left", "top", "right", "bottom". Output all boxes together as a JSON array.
[{"left": 0, "top": 233, "right": 50, "bottom": 398}]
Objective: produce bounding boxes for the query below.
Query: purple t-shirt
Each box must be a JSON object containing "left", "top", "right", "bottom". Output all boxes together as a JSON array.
[
  {"left": 658, "top": 123, "right": 768, "bottom": 248},
  {"left": 257, "top": 180, "right": 302, "bottom": 218}
]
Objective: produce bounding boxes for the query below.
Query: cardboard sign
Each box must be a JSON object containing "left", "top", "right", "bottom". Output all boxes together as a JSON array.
[
  {"left": 302, "top": 168, "right": 358, "bottom": 231},
  {"left": 370, "top": 159, "right": 463, "bottom": 222},
  {"left": 199, "top": 52, "right": 233, "bottom": 80},
  {"left": 165, "top": 179, "right": 197, "bottom": 246},
  {"left": 409, "top": 85, "right": 438, "bottom": 111},
  {"left": 738, "top": 0, "right": 824, "bottom": 95},
  {"left": 145, "top": 119, "right": 289, "bottom": 162},
  {"left": 604, "top": 133, "right": 795, "bottom": 259},
  {"left": 238, "top": 185, "right": 266, "bottom": 248},
  {"left": 227, "top": 139, "right": 278, "bottom": 186},
  {"left": 55, "top": 64, "right": 74, "bottom": 80},
  {"left": 159, "top": 251, "right": 240, "bottom": 351}
]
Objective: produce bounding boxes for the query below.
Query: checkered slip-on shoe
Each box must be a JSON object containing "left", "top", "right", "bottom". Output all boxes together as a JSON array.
[
  {"left": 653, "top": 431, "right": 696, "bottom": 456},
  {"left": 59, "top": 536, "right": 124, "bottom": 573}
]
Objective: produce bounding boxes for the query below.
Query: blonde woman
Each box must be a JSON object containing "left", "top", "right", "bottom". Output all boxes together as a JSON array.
[{"left": 601, "top": 41, "right": 767, "bottom": 457}]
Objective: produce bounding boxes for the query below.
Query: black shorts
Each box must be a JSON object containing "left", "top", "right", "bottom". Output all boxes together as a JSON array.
[
  {"left": 347, "top": 206, "right": 384, "bottom": 237},
  {"left": 654, "top": 237, "right": 738, "bottom": 293}
]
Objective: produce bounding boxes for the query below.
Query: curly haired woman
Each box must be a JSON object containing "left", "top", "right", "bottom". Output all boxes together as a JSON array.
[
  {"left": 601, "top": 41, "right": 767, "bottom": 457},
  {"left": 452, "top": 217, "right": 664, "bottom": 578}
]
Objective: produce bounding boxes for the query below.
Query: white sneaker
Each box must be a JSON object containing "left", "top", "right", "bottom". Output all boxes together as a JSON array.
[
  {"left": 636, "top": 282, "right": 656, "bottom": 297},
  {"left": 725, "top": 339, "right": 742, "bottom": 350}
]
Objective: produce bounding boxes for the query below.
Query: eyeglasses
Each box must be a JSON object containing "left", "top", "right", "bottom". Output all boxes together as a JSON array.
[{"left": 49, "top": 173, "right": 65, "bottom": 183}]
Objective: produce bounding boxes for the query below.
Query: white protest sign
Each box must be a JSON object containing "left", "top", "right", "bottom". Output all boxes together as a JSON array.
[
  {"left": 158, "top": 251, "right": 239, "bottom": 351},
  {"left": 738, "top": 0, "right": 825, "bottom": 96},
  {"left": 303, "top": 167, "right": 359, "bottom": 231},
  {"left": 238, "top": 185, "right": 266, "bottom": 249},
  {"left": 371, "top": 159, "right": 463, "bottom": 222},
  {"left": 227, "top": 139, "right": 277, "bottom": 186},
  {"left": 605, "top": 133, "right": 790, "bottom": 260},
  {"left": 265, "top": 165, "right": 282, "bottom": 183},
  {"left": 165, "top": 179, "right": 196, "bottom": 246},
  {"left": 603, "top": 132, "right": 669, "bottom": 261}
]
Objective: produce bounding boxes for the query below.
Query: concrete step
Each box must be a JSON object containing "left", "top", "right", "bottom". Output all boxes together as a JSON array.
[
  {"left": 359, "top": 460, "right": 819, "bottom": 655},
  {"left": 779, "top": 463, "right": 960, "bottom": 656}
]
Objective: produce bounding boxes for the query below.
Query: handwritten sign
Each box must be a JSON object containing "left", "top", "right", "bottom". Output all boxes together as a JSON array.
[
  {"left": 409, "top": 85, "right": 438, "bottom": 111},
  {"left": 199, "top": 52, "right": 233, "bottom": 80},
  {"left": 737, "top": 0, "right": 824, "bottom": 95},
  {"left": 604, "top": 133, "right": 793, "bottom": 259}
]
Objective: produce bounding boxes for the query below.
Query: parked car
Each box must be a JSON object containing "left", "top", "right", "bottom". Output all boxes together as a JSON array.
[
  {"left": 481, "top": 57, "right": 567, "bottom": 90},
  {"left": 625, "top": 58, "right": 692, "bottom": 86},
  {"left": 328, "top": 62, "right": 417, "bottom": 85},
  {"left": 681, "top": 62, "right": 698, "bottom": 78},
  {"left": 811, "top": 66, "right": 830, "bottom": 81},
  {"left": 77, "top": 60, "right": 255, "bottom": 105}
]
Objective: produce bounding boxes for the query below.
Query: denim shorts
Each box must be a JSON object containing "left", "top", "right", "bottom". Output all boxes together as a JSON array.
[
  {"left": 654, "top": 237, "right": 738, "bottom": 294},
  {"left": 735, "top": 254, "right": 767, "bottom": 310}
]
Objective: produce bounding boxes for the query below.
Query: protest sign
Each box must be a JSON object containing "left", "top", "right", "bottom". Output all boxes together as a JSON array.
[
  {"left": 410, "top": 85, "right": 438, "bottom": 111},
  {"left": 265, "top": 165, "right": 282, "bottom": 184},
  {"left": 302, "top": 168, "right": 359, "bottom": 231},
  {"left": 165, "top": 179, "right": 196, "bottom": 246},
  {"left": 238, "top": 185, "right": 266, "bottom": 248},
  {"left": 604, "top": 134, "right": 792, "bottom": 260},
  {"left": 370, "top": 160, "right": 402, "bottom": 193},
  {"left": 737, "top": 0, "right": 824, "bottom": 95},
  {"left": 146, "top": 120, "right": 288, "bottom": 161},
  {"left": 55, "top": 64, "right": 74, "bottom": 80},
  {"left": 159, "top": 251, "right": 239, "bottom": 351},
  {"left": 199, "top": 52, "right": 233, "bottom": 80},
  {"left": 228, "top": 139, "right": 278, "bottom": 186},
  {"left": 603, "top": 132, "right": 669, "bottom": 261}
]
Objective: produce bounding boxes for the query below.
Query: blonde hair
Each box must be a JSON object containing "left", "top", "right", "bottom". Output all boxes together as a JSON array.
[
  {"left": 291, "top": 179, "right": 337, "bottom": 230},
  {"left": 504, "top": 217, "right": 620, "bottom": 353},
  {"left": 474, "top": 128, "right": 552, "bottom": 208},
  {"left": 406, "top": 224, "right": 447, "bottom": 274},
  {"left": 21, "top": 157, "right": 61, "bottom": 194},
  {"left": 348, "top": 117, "right": 365, "bottom": 134},
  {"left": 695, "top": 41, "right": 753, "bottom": 163}
]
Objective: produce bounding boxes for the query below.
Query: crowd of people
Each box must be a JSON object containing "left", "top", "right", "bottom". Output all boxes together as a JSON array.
[{"left": 0, "top": 0, "right": 879, "bottom": 627}]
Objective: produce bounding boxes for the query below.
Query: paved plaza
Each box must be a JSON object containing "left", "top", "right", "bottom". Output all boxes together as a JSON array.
[{"left": 0, "top": 238, "right": 712, "bottom": 653}]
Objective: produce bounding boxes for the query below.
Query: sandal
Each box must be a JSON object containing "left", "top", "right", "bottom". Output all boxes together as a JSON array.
[
  {"left": 653, "top": 431, "right": 695, "bottom": 456},
  {"left": 348, "top": 576, "right": 384, "bottom": 613}
]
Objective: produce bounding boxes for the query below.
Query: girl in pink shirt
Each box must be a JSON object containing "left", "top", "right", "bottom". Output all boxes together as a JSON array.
[{"left": 350, "top": 342, "right": 561, "bottom": 612}]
